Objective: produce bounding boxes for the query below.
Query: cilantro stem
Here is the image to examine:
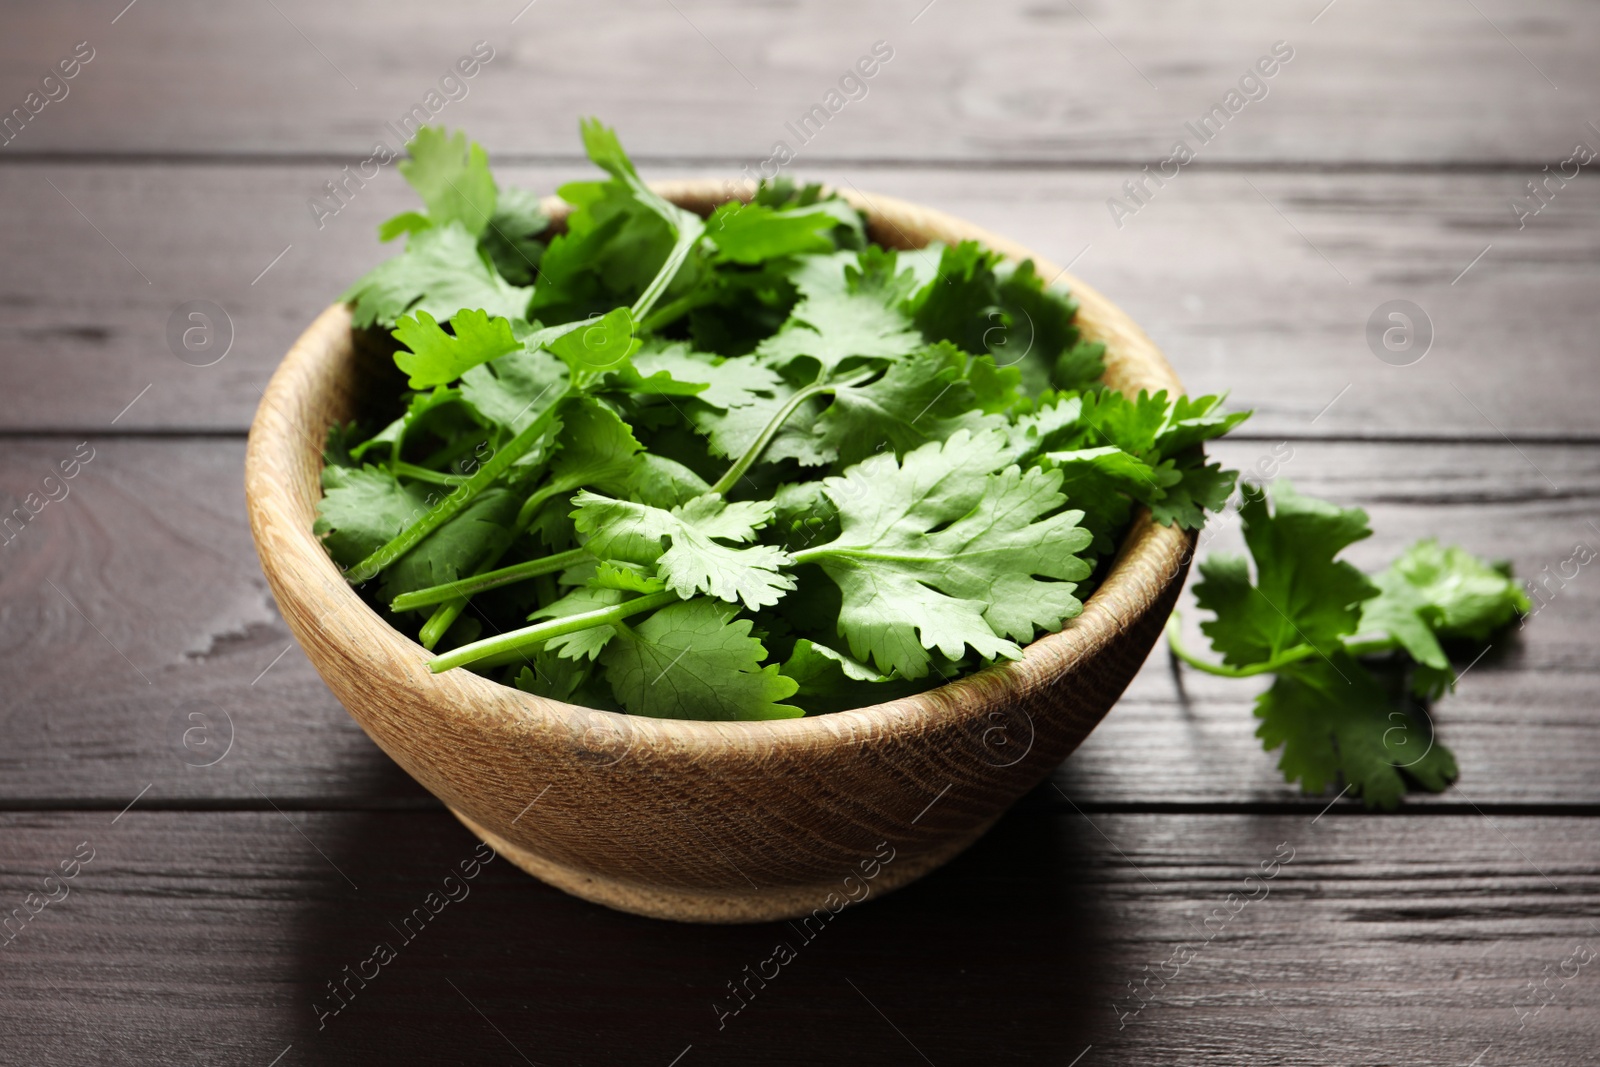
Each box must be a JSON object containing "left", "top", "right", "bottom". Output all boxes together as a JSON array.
[
  {"left": 410, "top": 474, "right": 591, "bottom": 633},
  {"left": 1163, "top": 614, "right": 1399, "bottom": 678},
  {"left": 638, "top": 288, "right": 717, "bottom": 334},
  {"left": 709, "top": 367, "right": 877, "bottom": 497},
  {"left": 630, "top": 219, "right": 706, "bottom": 323},
  {"left": 394, "top": 461, "right": 465, "bottom": 486},
  {"left": 348, "top": 399, "right": 564, "bottom": 582},
  {"left": 514, "top": 476, "right": 583, "bottom": 533},
  {"left": 418, "top": 599, "right": 462, "bottom": 650},
  {"left": 427, "top": 589, "right": 679, "bottom": 673},
  {"left": 391, "top": 547, "right": 590, "bottom": 612}
]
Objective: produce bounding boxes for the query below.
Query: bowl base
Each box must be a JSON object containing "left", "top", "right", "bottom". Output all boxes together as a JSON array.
[{"left": 450, "top": 807, "right": 1000, "bottom": 924}]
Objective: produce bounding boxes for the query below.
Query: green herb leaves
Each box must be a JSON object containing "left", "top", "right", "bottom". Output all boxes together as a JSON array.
[
  {"left": 1195, "top": 485, "right": 1376, "bottom": 666},
  {"left": 572, "top": 491, "right": 794, "bottom": 609},
  {"left": 342, "top": 223, "right": 532, "bottom": 329},
  {"left": 1172, "top": 484, "right": 1528, "bottom": 808},
  {"left": 320, "top": 120, "right": 1250, "bottom": 723},
  {"left": 600, "top": 599, "right": 802, "bottom": 720},
  {"left": 795, "top": 431, "right": 1093, "bottom": 678},
  {"left": 394, "top": 308, "right": 520, "bottom": 388},
  {"left": 395, "top": 126, "right": 498, "bottom": 237}
]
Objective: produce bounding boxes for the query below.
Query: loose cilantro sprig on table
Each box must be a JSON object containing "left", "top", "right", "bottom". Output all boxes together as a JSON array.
[
  {"left": 315, "top": 119, "right": 1249, "bottom": 721},
  {"left": 1166, "top": 483, "right": 1529, "bottom": 808}
]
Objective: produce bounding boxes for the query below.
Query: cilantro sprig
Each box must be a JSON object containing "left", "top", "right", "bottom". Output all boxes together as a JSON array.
[
  {"left": 317, "top": 121, "right": 1249, "bottom": 721},
  {"left": 1167, "top": 484, "right": 1529, "bottom": 808}
]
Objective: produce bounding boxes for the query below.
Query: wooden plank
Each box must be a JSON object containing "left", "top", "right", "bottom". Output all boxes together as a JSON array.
[
  {"left": 2, "top": 163, "right": 1596, "bottom": 437},
  {"left": 1, "top": 0, "right": 1596, "bottom": 164},
  {"left": 2, "top": 436, "right": 1596, "bottom": 808},
  {"left": 2, "top": 809, "right": 1596, "bottom": 1064}
]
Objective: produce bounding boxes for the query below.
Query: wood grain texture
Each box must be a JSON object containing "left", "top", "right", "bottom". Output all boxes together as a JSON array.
[
  {"left": 3, "top": 810, "right": 1596, "bottom": 1066},
  {"left": 1, "top": 0, "right": 1595, "bottom": 164},
  {"left": 4, "top": 437, "right": 1596, "bottom": 809},
  {"left": 0, "top": 0, "right": 1592, "bottom": 1057},
  {"left": 4, "top": 164, "right": 1595, "bottom": 436}
]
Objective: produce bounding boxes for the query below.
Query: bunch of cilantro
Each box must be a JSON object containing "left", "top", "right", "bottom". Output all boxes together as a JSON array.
[
  {"left": 315, "top": 120, "right": 1248, "bottom": 722},
  {"left": 1167, "top": 484, "right": 1529, "bottom": 808}
]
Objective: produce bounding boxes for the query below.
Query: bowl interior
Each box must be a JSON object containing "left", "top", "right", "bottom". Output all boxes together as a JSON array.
[{"left": 247, "top": 180, "right": 1189, "bottom": 754}]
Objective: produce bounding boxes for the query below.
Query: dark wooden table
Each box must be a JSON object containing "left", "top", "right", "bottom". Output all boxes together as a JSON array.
[{"left": 4, "top": 2, "right": 1598, "bottom": 1064}]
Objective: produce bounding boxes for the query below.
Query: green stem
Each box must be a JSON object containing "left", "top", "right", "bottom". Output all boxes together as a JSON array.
[
  {"left": 348, "top": 396, "right": 566, "bottom": 583},
  {"left": 638, "top": 288, "right": 716, "bottom": 334},
  {"left": 417, "top": 543, "right": 520, "bottom": 649},
  {"left": 630, "top": 219, "right": 706, "bottom": 323},
  {"left": 709, "top": 368, "right": 876, "bottom": 497},
  {"left": 1163, "top": 614, "right": 1398, "bottom": 678},
  {"left": 428, "top": 590, "right": 679, "bottom": 673},
  {"left": 419, "top": 598, "right": 464, "bottom": 650},
  {"left": 514, "top": 476, "right": 581, "bottom": 533},
  {"left": 411, "top": 477, "right": 588, "bottom": 636},
  {"left": 391, "top": 547, "right": 589, "bottom": 612},
  {"left": 394, "top": 461, "right": 466, "bottom": 486}
]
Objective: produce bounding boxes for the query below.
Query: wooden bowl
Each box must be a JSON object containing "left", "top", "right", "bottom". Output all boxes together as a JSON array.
[{"left": 245, "top": 182, "right": 1193, "bottom": 923}]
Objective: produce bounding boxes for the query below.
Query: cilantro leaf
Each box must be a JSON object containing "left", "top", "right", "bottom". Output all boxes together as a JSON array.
[
  {"left": 798, "top": 343, "right": 1010, "bottom": 468},
  {"left": 632, "top": 344, "right": 784, "bottom": 410},
  {"left": 348, "top": 385, "right": 471, "bottom": 466},
  {"left": 686, "top": 382, "right": 813, "bottom": 463},
  {"left": 572, "top": 491, "right": 795, "bottom": 609},
  {"left": 1175, "top": 485, "right": 1528, "bottom": 808},
  {"left": 513, "top": 652, "right": 590, "bottom": 702},
  {"left": 755, "top": 289, "right": 925, "bottom": 376},
  {"left": 530, "top": 120, "right": 706, "bottom": 324},
  {"left": 392, "top": 308, "right": 521, "bottom": 389},
  {"left": 624, "top": 453, "right": 714, "bottom": 509},
  {"left": 1147, "top": 455, "right": 1239, "bottom": 530},
  {"left": 1156, "top": 392, "right": 1254, "bottom": 454},
  {"left": 1076, "top": 387, "right": 1172, "bottom": 457},
  {"left": 796, "top": 431, "right": 1092, "bottom": 678},
  {"left": 342, "top": 223, "right": 532, "bottom": 329},
  {"left": 395, "top": 126, "right": 498, "bottom": 237},
  {"left": 378, "top": 486, "right": 521, "bottom": 603},
  {"left": 1038, "top": 446, "right": 1157, "bottom": 556},
  {"left": 482, "top": 185, "right": 548, "bottom": 285},
  {"left": 903, "top": 244, "right": 1105, "bottom": 396},
  {"left": 1194, "top": 484, "right": 1377, "bottom": 667},
  {"left": 599, "top": 599, "right": 802, "bottom": 720},
  {"left": 546, "top": 306, "right": 643, "bottom": 389},
  {"left": 314, "top": 465, "right": 428, "bottom": 569},
  {"left": 905, "top": 241, "right": 1006, "bottom": 356},
  {"left": 515, "top": 395, "right": 643, "bottom": 525},
  {"left": 459, "top": 347, "right": 569, "bottom": 437},
  {"left": 993, "top": 259, "right": 1098, "bottom": 393},
  {"left": 1254, "top": 654, "right": 1459, "bottom": 810},
  {"left": 547, "top": 396, "right": 641, "bottom": 491},
  {"left": 779, "top": 638, "right": 922, "bottom": 715},
  {"left": 1360, "top": 539, "right": 1531, "bottom": 647},
  {"left": 528, "top": 583, "right": 631, "bottom": 661},
  {"left": 706, "top": 201, "right": 840, "bottom": 264}
]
